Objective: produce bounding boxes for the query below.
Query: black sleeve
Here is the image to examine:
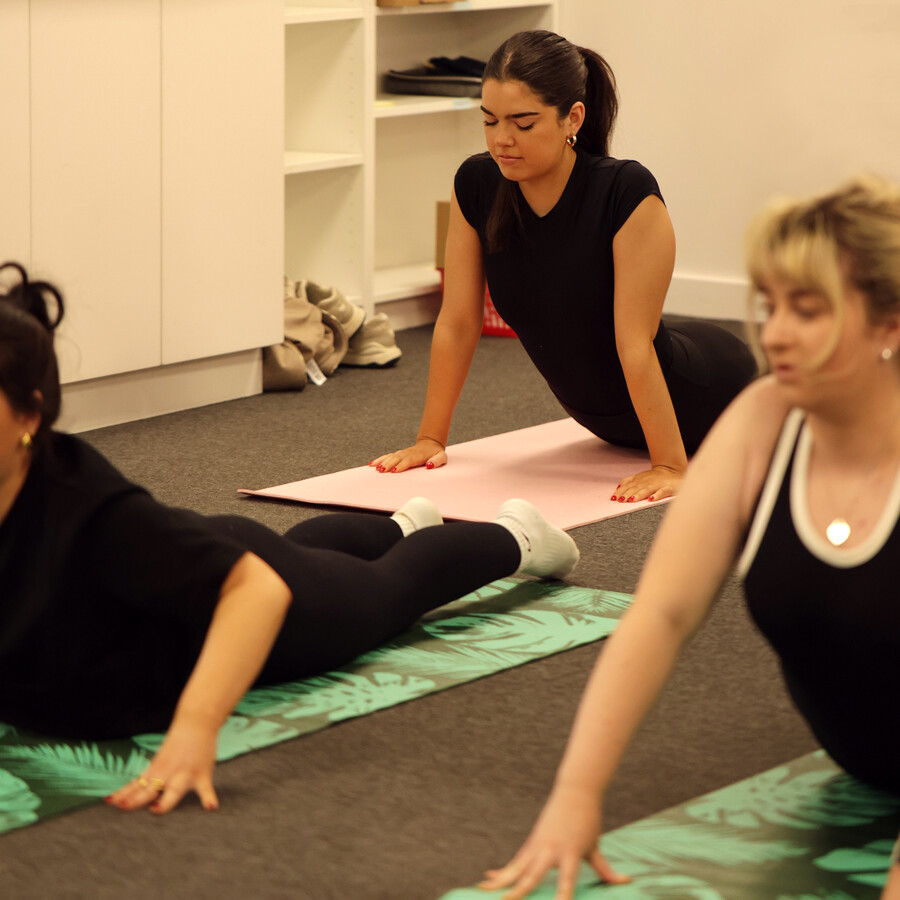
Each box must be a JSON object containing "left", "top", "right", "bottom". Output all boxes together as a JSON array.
[
  {"left": 454, "top": 153, "right": 494, "bottom": 233},
  {"left": 77, "top": 491, "right": 248, "bottom": 628},
  {"left": 609, "top": 161, "right": 664, "bottom": 237}
]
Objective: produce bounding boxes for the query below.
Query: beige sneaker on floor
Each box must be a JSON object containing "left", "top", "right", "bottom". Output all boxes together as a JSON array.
[
  {"left": 342, "top": 313, "right": 402, "bottom": 367},
  {"left": 305, "top": 281, "right": 366, "bottom": 341}
]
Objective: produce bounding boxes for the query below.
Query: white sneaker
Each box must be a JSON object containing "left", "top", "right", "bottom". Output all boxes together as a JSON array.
[
  {"left": 343, "top": 313, "right": 402, "bottom": 367},
  {"left": 305, "top": 281, "right": 366, "bottom": 340},
  {"left": 391, "top": 497, "right": 444, "bottom": 536},
  {"left": 495, "top": 499, "right": 579, "bottom": 579}
]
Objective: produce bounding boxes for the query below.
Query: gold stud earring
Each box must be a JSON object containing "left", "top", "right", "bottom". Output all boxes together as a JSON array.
[
  {"left": 566, "top": 134, "right": 577, "bottom": 148},
  {"left": 881, "top": 348, "right": 894, "bottom": 362},
  {"left": 20, "top": 433, "right": 33, "bottom": 450}
]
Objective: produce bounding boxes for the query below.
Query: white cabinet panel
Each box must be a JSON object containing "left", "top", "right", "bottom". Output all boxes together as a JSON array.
[
  {"left": 31, "top": 0, "right": 162, "bottom": 384},
  {"left": 161, "top": 0, "right": 283, "bottom": 364},
  {"left": 0, "top": 1, "right": 30, "bottom": 268}
]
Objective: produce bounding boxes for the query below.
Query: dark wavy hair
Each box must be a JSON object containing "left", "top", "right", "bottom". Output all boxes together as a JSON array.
[
  {"left": 483, "top": 30, "right": 619, "bottom": 251},
  {"left": 0, "top": 262, "right": 65, "bottom": 440}
]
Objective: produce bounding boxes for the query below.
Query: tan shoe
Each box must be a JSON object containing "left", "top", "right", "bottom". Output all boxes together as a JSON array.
[
  {"left": 342, "top": 313, "right": 402, "bottom": 367},
  {"left": 305, "top": 281, "right": 366, "bottom": 341}
]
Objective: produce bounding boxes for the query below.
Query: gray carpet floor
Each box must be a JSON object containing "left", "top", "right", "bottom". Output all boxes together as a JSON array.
[{"left": 1, "top": 323, "right": 817, "bottom": 899}]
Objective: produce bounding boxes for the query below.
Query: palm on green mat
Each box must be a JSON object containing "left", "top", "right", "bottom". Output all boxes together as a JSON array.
[
  {"left": 0, "top": 578, "right": 631, "bottom": 835},
  {"left": 444, "top": 750, "right": 900, "bottom": 899}
]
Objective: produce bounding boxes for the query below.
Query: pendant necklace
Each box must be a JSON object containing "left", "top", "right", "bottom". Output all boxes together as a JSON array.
[{"left": 825, "top": 517, "right": 851, "bottom": 547}]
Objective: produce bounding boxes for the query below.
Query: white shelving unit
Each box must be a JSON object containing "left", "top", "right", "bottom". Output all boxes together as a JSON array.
[{"left": 284, "top": 0, "right": 557, "bottom": 322}]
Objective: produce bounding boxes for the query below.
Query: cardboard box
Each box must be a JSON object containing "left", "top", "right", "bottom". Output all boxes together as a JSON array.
[{"left": 435, "top": 200, "right": 450, "bottom": 269}]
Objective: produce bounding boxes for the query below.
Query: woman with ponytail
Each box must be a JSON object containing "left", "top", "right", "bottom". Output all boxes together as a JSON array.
[
  {"left": 0, "top": 262, "right": 578, "bottom": 814},
  {"left": 372, "top": 30, "right": 756, "bottom": 504}
]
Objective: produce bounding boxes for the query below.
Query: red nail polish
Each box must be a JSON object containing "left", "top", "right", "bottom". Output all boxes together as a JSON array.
[
  {"left": 627, "top": 496, "right": 635, "bottom": 503},
  {"left": 649, "top": 496, "right": 655, "bottom": 501},
  {"left": 426, "top": 461, "right": 434, "bottom": 469},
  {"left": 205, "top": 802, "right": 217, "bottom": 811},
  {"left": 390, "top": 467, "right": 397, "bottom": 473},
  {"left": 610, "top": 495, "right": 617, "bottom": 501},
  {"left": 150, "top": 802, "right": 161, "bottom": 812},
  {"left": 617, "top": 496, "right": 625, "bottom": 502},
  {"left": 376, "top": 465, "right": 384, "bottom": 472}
]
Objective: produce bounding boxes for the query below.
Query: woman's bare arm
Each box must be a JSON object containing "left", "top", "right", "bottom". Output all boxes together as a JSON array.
[
  {"left": 108, "top": 552, "right": 292, "bottom": 813},
  {"left": 370, "top": 189, "right": 486, "bottom": 473},
  {"left": 612, "top": 195, "right": 685, "bottom": 502}
]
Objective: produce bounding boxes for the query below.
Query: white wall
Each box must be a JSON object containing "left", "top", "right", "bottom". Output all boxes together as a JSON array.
[{"left": 561, "top": 1, "right": 900, "bottom": 318}]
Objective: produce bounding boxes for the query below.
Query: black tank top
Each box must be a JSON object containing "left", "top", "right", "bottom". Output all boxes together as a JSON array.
[{"left": 739, "top": 410, "right": 900, "bottom": 791}]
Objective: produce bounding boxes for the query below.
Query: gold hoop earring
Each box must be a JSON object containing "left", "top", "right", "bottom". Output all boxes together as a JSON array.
[
  {"left": 21, "top": 432, "right": 33, "bottom": 450},
  {"left": 881, "top": 347, "right": 894, "bottom": 362},
  {"left": 566, "top": 134, "right": 577, "bottom": 148}
]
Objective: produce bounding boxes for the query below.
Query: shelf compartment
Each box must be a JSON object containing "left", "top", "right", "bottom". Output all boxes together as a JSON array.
[
  {"left": 374, "top": 263, "right": 441, "bottom": 303},
  {"left": 284, "top": 150, "right": 363, "bottom": 174},
  {"left": 285, "top": 18, "right": 364, "bottom": 157},
  {"left": 375, "top": 109, "right": 482, "bottom": 290},
  {"left": 285, "top": 166, "right": 365, "bottom": 301}
]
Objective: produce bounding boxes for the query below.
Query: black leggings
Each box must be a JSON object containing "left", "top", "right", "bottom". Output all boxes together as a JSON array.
[{"left": 204, "top": 513, "right": 521, "bottom": 684}]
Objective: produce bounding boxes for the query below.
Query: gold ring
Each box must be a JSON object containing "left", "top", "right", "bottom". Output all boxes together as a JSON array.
[
  {"left": 150, "top": 777, "right": 166, "bottom": 792},
  {"left": 138, "top": 777, "right": 149, "bottom": 788}
]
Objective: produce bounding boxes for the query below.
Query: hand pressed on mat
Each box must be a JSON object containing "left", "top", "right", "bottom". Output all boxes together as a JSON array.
[
  {"left": 478, "top": 784, "right": 629, "bottom": 900},
  {"left": 105, "top": 716, "right": 219, "bottom": 814},
  {"left": 611, "top": 464, "right": 683, "bottom": 503},
  {"left": 370, "top": 437, "right": 447, "bottom": 473}
]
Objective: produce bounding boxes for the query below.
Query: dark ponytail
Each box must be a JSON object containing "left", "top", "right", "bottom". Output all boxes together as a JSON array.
[
  {"left": 483, "top": 30, "right": 619, "bottom": 251},
  {"left": 0, "top": 262, "right": 65, "bottom": 439}
]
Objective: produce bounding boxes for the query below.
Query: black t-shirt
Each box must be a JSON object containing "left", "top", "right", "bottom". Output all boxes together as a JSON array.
[
  {"left": 454, "top": 150, "right": 671, "bottom": 416},
  {"left": 0, "top": 433, "right": 245, "bottom": 738}
]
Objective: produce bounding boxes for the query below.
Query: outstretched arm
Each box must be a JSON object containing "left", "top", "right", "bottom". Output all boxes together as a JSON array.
[
  {"left": 108, "top": 552, "right": 291, "bottom": 813},
  {"left": 481, "top": 379, "right": 788, "bottom": 899},
  {"left": 883, "top": 841, "right": 900, "bottom": 900},
  {"left": 611, "top": 195, "right": 685, "bottom": 503},
  {"left": 370, "top": 188, "right": 486, "bottom": 473}
]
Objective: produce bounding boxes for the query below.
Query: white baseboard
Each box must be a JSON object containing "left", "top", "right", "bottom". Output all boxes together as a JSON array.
[
  {"left": 664, "top": 274, "right": 750, "bottom": 321},
  {"left": 60, "top": 350, "right": 262, "bottom": 433}
]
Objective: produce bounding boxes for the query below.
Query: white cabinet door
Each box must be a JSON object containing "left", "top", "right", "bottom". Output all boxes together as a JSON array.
[
  {"left": 31, "top": 0, "right": 162, "bottom": 384},
  {"left": 161, "top": 0, "right": 283, "bottom": 364},
  {"left": 0, "top": 1, "right": 30, "bottom": 269}
]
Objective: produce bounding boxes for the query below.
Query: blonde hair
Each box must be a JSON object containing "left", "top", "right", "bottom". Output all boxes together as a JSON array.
[{"left": 744, "top": 174, "right": 900, "bottom": 368}]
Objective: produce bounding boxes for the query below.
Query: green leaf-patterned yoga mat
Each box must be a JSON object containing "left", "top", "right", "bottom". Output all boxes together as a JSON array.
[
  {"left": 0, "top": 578, "right": 631, "bottom": 835},
  {"left": 443, "top": 750, "right": 900, "bottom": 899}
]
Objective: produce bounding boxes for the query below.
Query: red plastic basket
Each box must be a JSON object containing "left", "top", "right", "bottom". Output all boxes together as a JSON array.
[{"left": 438, "top": 269, "right": 516, "bottom": 338}]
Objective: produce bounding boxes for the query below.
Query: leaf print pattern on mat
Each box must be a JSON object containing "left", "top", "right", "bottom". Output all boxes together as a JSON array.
[
  {"left": 0, "top": 743, "right": 148, "bottom": 796},
  {"left": 133, "top": 717, "right": 301, "bottom": 762},
  {"left": 355, "top": 643, "right": 501, "bottom": 679},
  {"left": 814, "top": 839, "right": 893, "bottom": 888},
  {"left": 0, "top": 580, "right": 629, "bottom": 837},
  {"left": 442, "top": 872, "right": 724, "bottom": 899},
  {"left": 421, "top": 610, "right": 620, "bottom": 656},
  {"left": 603, "top": 818, "right": 807, "bottom": 870},
  {"left": 275, "top": 672, "right": 437, "bottom": 722},
  {"left": 0, "top": 769, "right": 40, "bottom": 830},
  {"left": 774, "top": 893, "right": 859, "bottom": 899},
  {"left": 687, "top": 765, "right": 900, "bottom": 830}
]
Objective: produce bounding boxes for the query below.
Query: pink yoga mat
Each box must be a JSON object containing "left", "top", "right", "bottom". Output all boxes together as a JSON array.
[{"left": 240, "top": 418, "right": 666, "bottom": 530}]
